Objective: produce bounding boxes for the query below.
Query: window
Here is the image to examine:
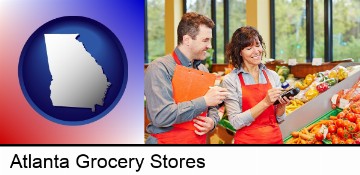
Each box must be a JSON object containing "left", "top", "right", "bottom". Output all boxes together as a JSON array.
[
  {"left": 274, "top": 0, "right": 306, "bottom": 63},
  {"left": 186, "top": 0, "right": 211, "bottom": 17},
  {"left": 147, "top": 0, "right": 360, "bottom": 64},
  {"left": 229, "top": 0, "right": 246, "bottom": 36},
  {"left": 228, "top": 0, "right": 246, "bottom": 63},
  {"left": 314, "top": 0, "right": 325, "bottom": 60},
  {"left": 145, "top": 0, "right": 247, "bottom": 64},
  {"left": 146, "top": 0, "right": 165, "bottom": 63},
  {"left": 216, "top": 0, "right": 224, "bottom": 63},
  {"left": 333, "top": 0, "right": 360, "bottom": 62},
  {"left": 273, "top": 0, "right": 360, "bottom": 63},
  {"left": 186, "top": 0, "right": 246, "bottom": 63}
]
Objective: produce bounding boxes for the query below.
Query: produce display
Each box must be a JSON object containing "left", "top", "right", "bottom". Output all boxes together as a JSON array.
[
  {"left": 331, "top": 80, "right": 360, "bottom": 109},
  {"left": 326, "top": 107, "right": 360, "bottom": 144},
  {"left": 285, "top": 106, "right": 360, "bottom": 144},
  {"left": 285, "top": 119, "right": 333, "bottom": 144},
  {"left": 213, "top": 63, "right": 360, "bottom": 144},
  {"left": 285, "top": 99, "right": 304, "bottom": 115},
  {"left": 285, "top": 78, "right": 360, "bottom": 144},
  {"left": 294, "top": 67, "right": 348, "bottom": 102},
  {"left": 285, "top": 66, "right": 353, "bottom": 115}
]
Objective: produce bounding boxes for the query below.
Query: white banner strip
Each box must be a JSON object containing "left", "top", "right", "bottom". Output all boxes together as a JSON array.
[{"left": 1, "top": 146, "right": 359, "bottom": 175}]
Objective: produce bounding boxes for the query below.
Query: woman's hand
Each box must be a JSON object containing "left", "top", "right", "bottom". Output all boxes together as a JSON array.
[
  {"left": 276, "top": 96, "right": 292, "bottom": 108},
  {"left": 275, "top": 96, "right": 293, "bottom": 117},
  {"left": 263, "top": 88, "right": 283, "bottom": 106}
]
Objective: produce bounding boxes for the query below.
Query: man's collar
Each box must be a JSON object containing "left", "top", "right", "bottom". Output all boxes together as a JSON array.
[{"left": 174, "top": 47, "right": 194, "bottom": 67}]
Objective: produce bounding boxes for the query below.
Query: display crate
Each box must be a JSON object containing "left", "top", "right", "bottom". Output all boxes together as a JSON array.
[
  {"left": 283, "top": 108, "right": 342, "bottom": 144},
  {"left": 280, "top": 68, "right": 360, "bottom": 139}
]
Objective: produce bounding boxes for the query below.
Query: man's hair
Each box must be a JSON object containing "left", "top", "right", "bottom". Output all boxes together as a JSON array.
[
  {"left": 177, "top": 12, "right": 215, "bottom": 45},
  {"left": 226, "top": 26, "right": 266, "bottom": 68}
]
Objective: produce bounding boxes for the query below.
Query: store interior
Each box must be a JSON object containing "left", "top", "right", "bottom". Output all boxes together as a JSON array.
[{"left": 144, "top": 0, "right": 360, "bottom": 144}]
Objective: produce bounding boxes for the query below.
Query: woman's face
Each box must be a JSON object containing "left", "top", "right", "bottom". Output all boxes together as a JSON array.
[{"left": 240, "top": 37, "right": 263, "bottom": 66}]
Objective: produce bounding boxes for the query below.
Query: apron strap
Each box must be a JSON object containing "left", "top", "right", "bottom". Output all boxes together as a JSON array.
[
  {"left": 262, "top": 70, "right": 271, "bottom": 86},
  {"left": 172, "top": 51, "right": 181, "bottom": 65},
  {"left": 238, "top": 69, "right": 270, "bottom": 86}
]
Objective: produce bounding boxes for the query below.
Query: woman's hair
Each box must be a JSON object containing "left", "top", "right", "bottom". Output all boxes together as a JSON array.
[
  {"left": 177, "top": 12, "right": 215, "bottom": 45},
  {"left": 225, "top": 26, "right": 266, "bottom": 68}
]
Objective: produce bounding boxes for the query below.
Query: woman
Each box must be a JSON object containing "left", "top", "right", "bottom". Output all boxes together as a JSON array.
[{"left": 222, "top": 26, "right": 290, "bottom": 144}]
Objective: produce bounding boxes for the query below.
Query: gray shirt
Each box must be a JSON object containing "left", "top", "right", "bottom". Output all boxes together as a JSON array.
[
  {"left": 144, "top": 47, "right": 219, "bottom": 142},
  {"left": 221, "top": 63, "right": 286, "bottom": 130}
]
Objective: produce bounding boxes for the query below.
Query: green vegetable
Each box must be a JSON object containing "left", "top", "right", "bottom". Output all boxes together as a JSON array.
[
  {"left": 279, "top": 75, "right": 285, "bottom": 83},
  {"left": 277, "top": 66, "right": 290, "bottom": 79},
  {"left": 275, "top": 65, "right": 281, "bottom": 73},
  {"left": 325, "top": 78, "right": 337, "bottom": 86},
  {"left": 316, "top": 72, "right": 324, "bottom": 78},
  {"left": 320, "top": 76, "right": 329, "bottom": 82}
]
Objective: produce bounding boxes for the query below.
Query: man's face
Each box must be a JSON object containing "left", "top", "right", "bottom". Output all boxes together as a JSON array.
[{"left": 188, "top": 25, "right": 212, "bottom": 60}]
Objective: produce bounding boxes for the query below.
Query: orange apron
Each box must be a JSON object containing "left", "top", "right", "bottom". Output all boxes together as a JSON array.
[
  {"left": 234, "top": 70, "right": 283, "bottom": 144},
  {"left": 151, "top": 51, "right": 207, "bottom": 144}
]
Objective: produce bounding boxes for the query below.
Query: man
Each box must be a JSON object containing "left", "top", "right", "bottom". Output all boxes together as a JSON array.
[{"left": 145, "top": 12, "right": 228, "bottom": 144}]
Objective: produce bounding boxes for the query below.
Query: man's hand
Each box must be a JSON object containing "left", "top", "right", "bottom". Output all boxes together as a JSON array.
[
  {"left": 204, "top": 86, "right": 228, "bottom": 107},
  {"left": 193, "top": 116, "right": 214, "bottom": 136}
]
